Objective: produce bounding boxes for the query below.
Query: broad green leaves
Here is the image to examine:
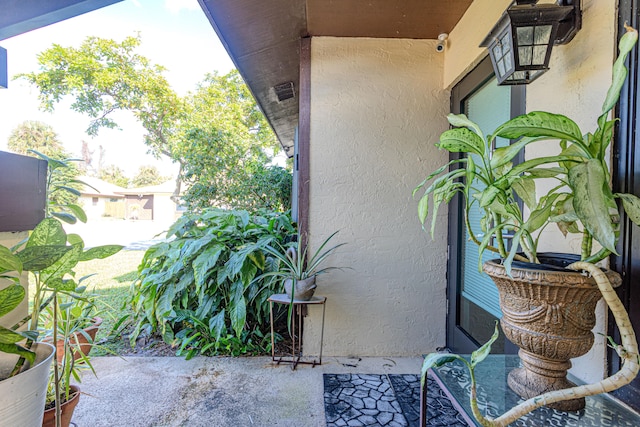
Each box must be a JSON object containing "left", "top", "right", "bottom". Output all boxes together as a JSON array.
[
  {"left": 0, "top": 342, "right": 35, "bottom": 364},
  {"left": 420, "top": 322, "right": 500, "bottom": 387},
  {"left": 495, "top": 112, "right": 584, "bottom": 146},
  {"left": 420, "top": 352, "right": 464, "bottom": 387},
  {"left": 27, "top": 218, "right": 66, "bottom": 248},
  {"left": 569, "top": 160, "right": 617, "bottom": 254},
  {"left": 437, "top": 128, "right": 484, "bottom": 156},
  {"left": 618, "top": 193, "right": 640, "bottom": 225},
  {"left": 0, "top": 285, "right": 25, "bottom": 317},
  {"left": 79, "top": 245, "right": 124, "bottom": 262},
  {"left": 0, "top": 214, "right": 122, "bottom": 370},
  {"left": 0, "top": 246, "right": 22, "bottom": 274},
  {"left": 415, "top": 27, "right": 640, "bottom": 266},
  {"left": 130, "top": 209, "right": 296, "bottom": 358},
  {"left": 602, "top": 26, "right": 639, "bottom": 115}
]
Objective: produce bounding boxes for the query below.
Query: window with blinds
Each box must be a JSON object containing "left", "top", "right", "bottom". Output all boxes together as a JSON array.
[{"left": 460, "top": 79, "right": 512, "bottom": 320}]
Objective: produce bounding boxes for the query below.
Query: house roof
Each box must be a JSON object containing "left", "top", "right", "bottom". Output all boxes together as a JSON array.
[
  {"left": 197, "top": 0, "right": 474, "bottom": 156},
  {"left": 117, "top": 180, "right": 177, "bottom": 196},
  {"left": 78, "top": 175, "right": 126, "bottom": 198}
]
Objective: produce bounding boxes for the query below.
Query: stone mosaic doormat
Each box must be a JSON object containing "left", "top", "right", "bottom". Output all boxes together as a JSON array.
[{"left": 323, "top": 373, "right": 467, "bottom": 427}]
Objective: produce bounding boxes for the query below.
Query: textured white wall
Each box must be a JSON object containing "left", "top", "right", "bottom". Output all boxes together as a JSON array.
[
  {"left": 304, "top": 37, "right": 450, "bottom": 356},
  {"left": 443, "top": 0, "right": 512, "bottom": 89}
]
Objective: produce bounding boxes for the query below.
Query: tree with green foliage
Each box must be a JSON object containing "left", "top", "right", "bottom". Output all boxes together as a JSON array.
[
  {"left": 7, "top": 121, "right": 81, "bottom": 210},
  {"left": 177, "top": 71, "right": 290, "bottom": 210},
  {"left": 132, "top": 165, "right": 170, "bottom": 188},
  {"left": 8, "top": 120, "right": 65, "bottom": 157},
  {"left": 99, "top": 165, "right": 130, "bottom": 188},
  {"left": 19, "top": 34, "right": 290, "bottom": 211}
]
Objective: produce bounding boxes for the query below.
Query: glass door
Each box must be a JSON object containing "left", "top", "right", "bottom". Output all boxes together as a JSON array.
[{"left": 447, "top": 57, "right": 524, "bottom": 354}]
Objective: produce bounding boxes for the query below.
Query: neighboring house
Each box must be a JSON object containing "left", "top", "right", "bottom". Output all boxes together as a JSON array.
[
  {"left": 117, "top": 180, "right": 181, "bottom": 223},
  {"left": 1, "top": 0, "right": 639, "bottom": 410},
  {"left": 77, "top": 176, "right": 126, "bottom": 220}
]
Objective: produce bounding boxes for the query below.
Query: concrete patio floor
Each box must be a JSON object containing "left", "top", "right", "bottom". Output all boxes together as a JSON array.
[{"left": 72, "top": 355, "right": 424, "bottom": 427}]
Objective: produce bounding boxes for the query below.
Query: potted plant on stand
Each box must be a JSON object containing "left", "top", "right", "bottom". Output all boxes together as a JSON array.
[
  {"left": 258, "top": 231, "right": 347, "bottom": 302},
  {"left": 414, "top": 26, "right": 639, "bottom": 425}
]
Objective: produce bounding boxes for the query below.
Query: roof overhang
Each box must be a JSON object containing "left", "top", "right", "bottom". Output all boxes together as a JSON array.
[
  {"left": 0, "top": 0, "right": 124, "bottom": 41},
  {"left": 197, "top": 0, "right": 473, "bottom": 156}
]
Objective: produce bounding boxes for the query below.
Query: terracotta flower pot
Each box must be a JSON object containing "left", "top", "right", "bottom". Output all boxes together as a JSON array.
[
  {"left": 42, "top": 384, "right": 80, "bottom": 427},
  {"left": 53, "top": 317, "right": 102, "bottom": 363},
  {"left": 284, "top": 277, "right": 317, "bottom": 301},
  {"left": 483, "top": 254, "right": 622, "bottom": 411}
]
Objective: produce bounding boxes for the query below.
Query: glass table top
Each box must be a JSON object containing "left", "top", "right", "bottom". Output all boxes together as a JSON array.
[{"left": 429, "top": 355, "right": 640, "bottom": 426}]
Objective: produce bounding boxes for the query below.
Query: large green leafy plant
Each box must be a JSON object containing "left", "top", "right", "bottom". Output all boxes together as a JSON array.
[
  {"left": 415, "top": 26, "right": 640, "bottom": 426},
  {"left": 415, "top": 26, "right": 640, "bottom": 274},
  {"left": 0, "top": 219, "right": 122, "bottom": 371},
  {"left": 130, "top": 208, "right": 296, "bottom": 358}
]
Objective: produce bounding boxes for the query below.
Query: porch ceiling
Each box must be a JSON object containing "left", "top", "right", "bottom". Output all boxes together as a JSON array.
[
  {"left": 0, "top": 0, "right": 123, "bottom": 41},
  {"left": 197, "top": 0, "right": 473, "bottom": 156}
]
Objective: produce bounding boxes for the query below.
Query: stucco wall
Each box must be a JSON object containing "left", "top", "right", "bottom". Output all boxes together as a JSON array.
[
  {"left": 305, "top": 37, "right": 450, "bottom": 356},
  {"left": 443, "top": 0, "right": 511, "bottom": 89},
  {"left": 0, "top": 231, "right": 29, "bottom": 329}
]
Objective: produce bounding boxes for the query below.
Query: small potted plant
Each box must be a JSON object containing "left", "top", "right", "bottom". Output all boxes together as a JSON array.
[
  {"left": 258, "top": 231, "right": 347, "bottom": 302},
  {"left": 42, "top": 290, "right": 100, "bottom": 427},
  {"left": 414, "top": 26, "right": 640, "bottom": 424},
  {"left": 43, "top": 292, "right": 103, "bottom": 364}
]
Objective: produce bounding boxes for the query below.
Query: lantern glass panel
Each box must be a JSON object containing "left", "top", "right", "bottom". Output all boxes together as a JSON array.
[
  {"left": 534, "top": 25, "right": 552, "bottom": 44},
  {"left": 503, "top": 53, "right": 512, "bottom": 73},
  {"left": 532, "top": 45, "right": 547, "bottom": 65},
  {"left": 508, "top": 71, "right": 528, "bottom": 82},
  {"left": 519, "top": 46, "right": 532, "bottom": 66},
  {"left": 500, "top": 33, "right": 511, "bottom": 50},
  {"left": 497, "top": 59, "right": 506, "bottom": 77},
  {"left": 493, "top": 44, "right": 503, "bottom": 59},
  {"left": 516, "top": 26, "right": 533, "bottom": 45}
]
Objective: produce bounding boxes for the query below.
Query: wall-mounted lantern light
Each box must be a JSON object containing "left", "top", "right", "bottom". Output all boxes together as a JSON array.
[{"left": 480, "top": 0, "right": 581, "bottom": 85}]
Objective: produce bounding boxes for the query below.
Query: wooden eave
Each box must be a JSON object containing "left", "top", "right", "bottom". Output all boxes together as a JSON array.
[{"left": 197, "top": 0, "right": 473, "bottom": 156}]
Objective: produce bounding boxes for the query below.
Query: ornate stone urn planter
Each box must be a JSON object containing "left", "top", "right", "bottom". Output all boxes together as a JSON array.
[{"left": 483, "top": 254, "right": 622, "bottom": 411}]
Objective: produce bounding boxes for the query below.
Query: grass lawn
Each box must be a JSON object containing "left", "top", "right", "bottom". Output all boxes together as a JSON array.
[{"left": 72, "top": 249, "right": 145, "bottom": 356}]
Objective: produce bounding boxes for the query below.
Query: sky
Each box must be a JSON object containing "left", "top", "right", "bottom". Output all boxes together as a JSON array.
[{"left": 0, "top": 0, "right": 236, "bottom": 177}]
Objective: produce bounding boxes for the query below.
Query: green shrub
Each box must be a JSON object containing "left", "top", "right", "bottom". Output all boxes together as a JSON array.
[{"left": 129, "top": 208, "right": 296, "bottom": 358}]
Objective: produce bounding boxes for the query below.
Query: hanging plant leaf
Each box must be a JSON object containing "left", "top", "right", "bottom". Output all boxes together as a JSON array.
[
  {"left": 26, "top": 217, "right": 66, "bottom": 247},
  {"left": 0, "top": 246, "right": 22, "bottom": 274},
  {"left": 437, "top": 128, "right": 485, "bottom": 156},
  {"left": 0, "top": 285, "right": 25, "bottom": 317},
  {"left": 617, "top": 193, "right": 640, "bottom": 226},
  {"left": 494, "top": 111, "right": 583, "bottom": 144},
  {"left": 569, "top": 159, "right": 617, "bottom": 254}
]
